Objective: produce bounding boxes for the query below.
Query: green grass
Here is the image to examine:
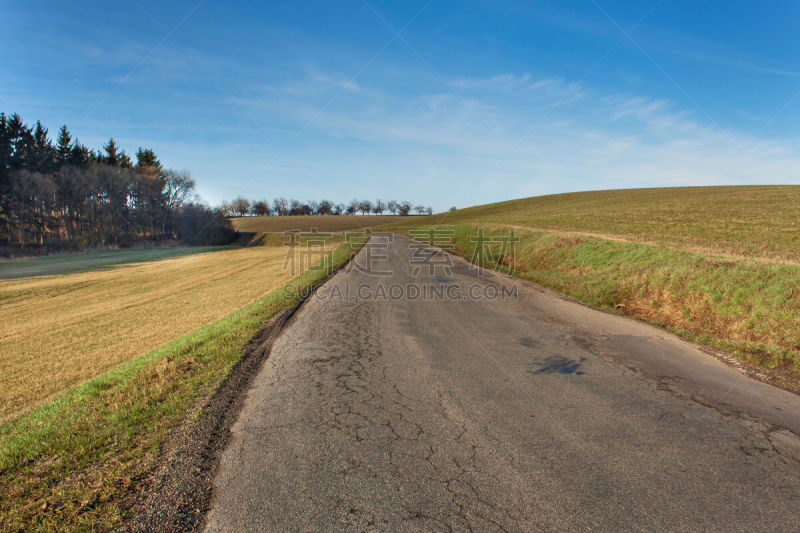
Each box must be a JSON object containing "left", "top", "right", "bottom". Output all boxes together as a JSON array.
[
  {"left": 0, "top": 240, "right": 363, "bottom": 532},
  {"left": 415, "top": 186, "right": 800, "bottom": 261},
  {"left": 0, "top": 245, "right": 229, "bottom": 279}
]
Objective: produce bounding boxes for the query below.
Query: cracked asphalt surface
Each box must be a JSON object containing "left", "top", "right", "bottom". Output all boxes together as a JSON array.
[{"left": 204, "top": 235, "right": 800, "bottom": 532}]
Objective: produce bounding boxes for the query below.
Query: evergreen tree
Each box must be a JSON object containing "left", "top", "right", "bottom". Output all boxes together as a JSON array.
[
  {"left": 135, "top": 148, "right": 162, "bottom": 171},
  {"left": 56, "top": 125, "right": 72, "bottom": 164},
  {"left": 7, "top": 114, "right": 28, "bottom": 170},
  {"left": 69, "top": 140, "right": 90, "bottom": 167},
  {"left": 118, "top": 150, "right": 132, "bottom": 168},
  {"left": 0, "top": 113, "right": 10, "bottom": 177},
  {"left": 103, "top": 138, "right": 119, "bottom": 166},
  {"left": 0, "top": 113, "right": 9, "bottom": 164},
  {"left": 31, "top": 121, "right": 55, "bottom": 172}
]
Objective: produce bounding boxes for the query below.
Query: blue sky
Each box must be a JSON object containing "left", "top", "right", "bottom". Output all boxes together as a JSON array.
[{"left": 2, "top": 1, "right": 798, "bottom": 211}]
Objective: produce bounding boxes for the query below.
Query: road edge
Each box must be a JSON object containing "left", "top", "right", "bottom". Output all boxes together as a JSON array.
[
  {"left": 399, "top": 232, "right": 800, "bottom": 397},
  {"left": 122, "top": 243, "right": 363, "bottom": 532}
]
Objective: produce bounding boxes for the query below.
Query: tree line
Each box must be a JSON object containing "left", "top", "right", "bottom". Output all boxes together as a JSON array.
[
  {"left": 0, "top": 113, "right": 234, "bottom": 251},
  {"left": 220, "top": 196, "right": 433, "bottom": 217}
]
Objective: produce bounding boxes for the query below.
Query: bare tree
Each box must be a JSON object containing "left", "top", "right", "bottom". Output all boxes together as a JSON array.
[
  {"left": 218, "top": 196, "right": 436, "bottom": 218},
  {"left": 288, "top": 199, "right": 302, "bottom": 215},
  {"left": 163, "top": 170, "right": 196, "bottom": 213},
  {"left": 272, "top": 197, "right": 288, "bottom": 216},
  {"left": 218, "top": 201, "right": 235, "bottom": 217},
  {"left": 232, "top": 196, "right": 251, "bottom": 217},
  {"left": 358, "top": 199, "right": 373, "bottom": 215},
  {"left": 252, "top": 199, "right": 271, "bottom": 216},
  {"left": 161, "top": 169, "right": 198, "bottom": 235}
]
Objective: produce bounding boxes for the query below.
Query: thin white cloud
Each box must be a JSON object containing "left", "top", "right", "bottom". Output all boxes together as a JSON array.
[
  {"left": 450, "top": 72, "right": 532, "bottom": 91},
  {"left": 673, "top": 51, "right": 800, "bottom": 78},
  {"left": 226, "top": 69, "right": 800, "bottom": 210},
  {"left": 307, "top": 68, "right": 362, "bottom": 92}
]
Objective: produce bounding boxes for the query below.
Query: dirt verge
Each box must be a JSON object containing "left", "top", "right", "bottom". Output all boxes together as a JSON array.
[
  {"left": 122, "top": 256, "right": 353, "bottom": 531},
  {"left": 121, "top": 308, "right": 295, "bottom": 532}
]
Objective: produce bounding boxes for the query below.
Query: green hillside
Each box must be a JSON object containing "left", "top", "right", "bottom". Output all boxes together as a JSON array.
[{"left": 425, "top": 186, "right": 800, "bottom": 261}]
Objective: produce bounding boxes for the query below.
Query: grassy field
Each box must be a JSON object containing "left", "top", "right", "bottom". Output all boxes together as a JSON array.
[
  {"left": 0, "top": 237, "right": 363, "bottom": 531},
  {"left": 393, "top": 186, "right": 800, "bottom": 376},
  {"left": 0, "top": 245, "right": 228, "bottom": 279},
  {"left": 417, "top": 186, "right": 800, "bottom": 261},
  {"left": 231, "top": 214, "right": 408, "bottom": 233},
  {"left": 0, "top": 242, "right": 306, "bottom": 423}
]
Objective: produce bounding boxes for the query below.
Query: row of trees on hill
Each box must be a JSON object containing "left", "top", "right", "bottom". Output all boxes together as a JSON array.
[
  {"left": 220, "top": 196, "right": 433, "bottom": 217},
  {"left": 0, "top": 113, "right": 234, "bottom": 250}
]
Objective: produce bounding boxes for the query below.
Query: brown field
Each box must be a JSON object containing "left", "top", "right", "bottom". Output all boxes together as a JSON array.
[
  {"left": 0, "top": 242, "right": 310, "bottom": 422},
  {"left": 231, "top": 215, "right": 408, "bottom": 233}
]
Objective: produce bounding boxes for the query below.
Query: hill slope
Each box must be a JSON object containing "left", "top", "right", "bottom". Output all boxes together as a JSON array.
[{"left": 424, "top": 186, "right": 800, "bottom": 261}]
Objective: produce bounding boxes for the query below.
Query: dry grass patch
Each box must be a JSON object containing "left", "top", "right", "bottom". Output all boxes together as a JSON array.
[{"left": 0, "top": 243, "right": 302, "bottom": 422}]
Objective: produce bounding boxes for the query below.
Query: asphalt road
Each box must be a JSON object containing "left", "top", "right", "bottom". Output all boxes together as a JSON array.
[{"left": 204, "top": 235, "right": 800, "bottom": 532}]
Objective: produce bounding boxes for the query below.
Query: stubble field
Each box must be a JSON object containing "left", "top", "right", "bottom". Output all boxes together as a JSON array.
[{"left": 0, "top": 242, "right": 298, "bottom": 422}]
